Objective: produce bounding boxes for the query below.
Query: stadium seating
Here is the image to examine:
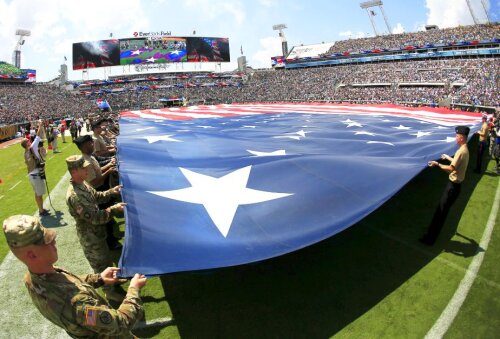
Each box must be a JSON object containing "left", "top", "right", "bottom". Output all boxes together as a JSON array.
[{"left": 0, "top": 23, "right": 498, "bottom": 125}]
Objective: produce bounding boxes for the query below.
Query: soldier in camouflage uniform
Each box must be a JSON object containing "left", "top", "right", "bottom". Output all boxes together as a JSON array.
[
  {"left": 65, "top": 155, "right": 125, "bottom": 301},
  {"left": 2, "top": 214, "right": 147, "bottom": 338}
]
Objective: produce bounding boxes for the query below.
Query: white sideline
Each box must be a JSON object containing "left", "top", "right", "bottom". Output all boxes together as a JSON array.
[{"left": 425, "top": 176, "right": 500, "bottom": 339}]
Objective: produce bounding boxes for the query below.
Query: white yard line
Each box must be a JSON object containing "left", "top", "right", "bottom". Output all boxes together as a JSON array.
[
  {"left": 425, "top": 177, "right": 500, "bottom": 339},
  {"left": 8, "top": 180, "right": 21, "bottom": 191}
]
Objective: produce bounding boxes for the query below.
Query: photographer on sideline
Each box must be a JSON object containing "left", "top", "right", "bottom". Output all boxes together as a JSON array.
[{"left": 21, "top": 122, "right": 50, "bottom": 217}]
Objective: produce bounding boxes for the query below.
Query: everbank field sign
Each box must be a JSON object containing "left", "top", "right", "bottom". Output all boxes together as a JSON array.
[{"left": 133, "top": 31, "right": 172, "bottom": 37}]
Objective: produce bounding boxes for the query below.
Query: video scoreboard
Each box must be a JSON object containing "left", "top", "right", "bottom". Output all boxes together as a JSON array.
[{"left": 73, "top": 36, "right": 230, "bottom": 70}]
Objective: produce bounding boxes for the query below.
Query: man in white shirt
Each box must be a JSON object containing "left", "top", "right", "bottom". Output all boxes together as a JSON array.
[{"left": 21, "top": 122, "right": 50, "bottom": 216}]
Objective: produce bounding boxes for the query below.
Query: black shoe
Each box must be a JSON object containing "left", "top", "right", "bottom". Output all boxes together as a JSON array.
[
  {"left": 419, "top": 236, "right": 435, "bottom": 246},
  {"left": 39, "top": 209, "right": 51, "bottom": 216}
]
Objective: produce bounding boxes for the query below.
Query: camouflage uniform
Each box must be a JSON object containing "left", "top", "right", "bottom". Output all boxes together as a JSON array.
[
  {"left": 2, "top": 215, "right": 143, "bottom": 338},
  {"left": 25, "top": 267, "right": 143, "bottom": 338},
  {"left": 66, "top": 180, "right": 121, "bottom": 273},
  {"left": 65, "top": 155, "right": 122, "bottom": 274}
]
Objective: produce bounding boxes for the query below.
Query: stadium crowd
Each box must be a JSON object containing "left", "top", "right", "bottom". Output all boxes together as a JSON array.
[
  {"left": 1, "top": 56, "right": 498, "bottom": 126},
  {"left": 325, "top": 23, "right": 499, "bottom": 55},
  {"left": 0, "top": 85, "right": 94, "bottom": 124},
  {"left": 75, "top": 57, "right": 499, "bottom": 109},
  {"left": 0, "top": 21, "right": 499, "bottom": 126}
]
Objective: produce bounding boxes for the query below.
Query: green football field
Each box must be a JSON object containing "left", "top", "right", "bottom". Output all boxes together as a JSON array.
[{"left": 0, "top": 133, "right": 498, "bottom": 338}]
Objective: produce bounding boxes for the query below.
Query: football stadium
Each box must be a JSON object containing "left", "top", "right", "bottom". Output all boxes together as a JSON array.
[{"left": 0, "top": 1, "right": 499, "bottom": 338}]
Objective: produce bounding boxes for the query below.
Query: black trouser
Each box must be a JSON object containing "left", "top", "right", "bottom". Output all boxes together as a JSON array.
[
  {"left": 424, "top": 181, "right": 461, "bottom": 243},
  {"left": 475, "top": 141, "right": 487, "bottom": 172}
]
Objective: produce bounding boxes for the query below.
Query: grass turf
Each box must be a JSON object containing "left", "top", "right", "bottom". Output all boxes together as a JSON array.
[{"left": 0, "top": 134, "right": 498, "bottom": 338}]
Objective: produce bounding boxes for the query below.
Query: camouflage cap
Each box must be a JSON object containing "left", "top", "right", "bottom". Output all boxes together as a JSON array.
[
  {"left": 66, "top": 155, "right": 91, "bottom": 171},
  {"left": 2, "top": 215, "right": 56, "bottom": 249}
]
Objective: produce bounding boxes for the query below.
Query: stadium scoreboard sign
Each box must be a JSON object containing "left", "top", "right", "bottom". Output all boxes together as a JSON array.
[{"left": 72, "top": 36, "right": 230, "bottom": 70}]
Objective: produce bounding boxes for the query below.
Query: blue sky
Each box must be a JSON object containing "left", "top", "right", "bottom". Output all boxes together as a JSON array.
[{"left": 0, "top": 0, "right": 497, "bottom": 81}]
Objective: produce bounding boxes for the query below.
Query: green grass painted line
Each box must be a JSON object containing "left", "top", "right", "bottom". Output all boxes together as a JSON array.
[{"left": 426, "top": 176, "right": 500, "bottom": 338}]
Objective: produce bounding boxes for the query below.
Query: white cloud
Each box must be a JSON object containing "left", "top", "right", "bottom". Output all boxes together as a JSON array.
[
  {"left": 251, "top": 36, "right": 282, "bottom": 69},
  {"left": 0, "top": 0, "right": 149, "bottom": 80},
  {"left": 392, "top": 23, "right": 405, "bottom": 34},
  {"left": 425, "top": 0, "right": 490, "bottom": 28}
]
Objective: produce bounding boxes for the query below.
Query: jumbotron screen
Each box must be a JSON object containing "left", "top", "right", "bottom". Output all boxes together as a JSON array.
[
  {"left": 73, "top": 36, "right": 230, "bottom": 70},
  {"left": 120, "top": 37, "right": 187, "bottom": 64},
  {"left": 73, "top": 39, "right": 121, "bottom": 70}
]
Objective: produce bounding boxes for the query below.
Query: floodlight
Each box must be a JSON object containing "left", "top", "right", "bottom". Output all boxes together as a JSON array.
[
  {"left": 360, "top": 0, "right": 382, "bottom": 9},
  {"left": 15, "top": 29, "right": 31, "bottom": 37},
  {"left": 272, "top": 24, "right": 287, "bottom": 31}
]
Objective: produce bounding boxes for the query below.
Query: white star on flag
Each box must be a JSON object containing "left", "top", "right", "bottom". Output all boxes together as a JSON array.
[
  {"left": 171, "top": 50, "right": 181, "bottom": 55},
  {"left": 410, "top": 131, "right": 432, "bottom": 138},
  {"left": 247, "top": 150, "right": 286, "bottom": 157},
  {"left": 148, "top": 166, "right": 293, "bottom": 237},
  {"left": 143, "top": 135, "right": 181, "bottom": 143},
  {"left": 346, "top": 122, "right": 363, "bottom": 128},
  {"left": 131, "top": 49, "right": 142, "bottom": 55},
  {"left": 393, "top": 125, "right": 412, "bottom": 130},
  {"left": 146, "top": 56, "right": 157, "bottom": 63}
]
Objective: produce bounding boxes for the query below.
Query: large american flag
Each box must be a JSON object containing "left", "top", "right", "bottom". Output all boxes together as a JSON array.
[{"left": 117, "top": 103, "right": 480, "bottom": 276}]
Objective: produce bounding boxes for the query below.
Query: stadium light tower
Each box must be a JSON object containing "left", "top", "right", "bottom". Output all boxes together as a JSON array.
[
  {"left": 273, "top": 24, "right": 289, "bottom": 57},
  {"left": 480, "top": 0, "right": 491, "bottom": 23},
  {"left": 12, "top": 29, "right": 31, "bottom": 68},
  {"left": 360, "top": 0, "right": 392, "bottom": 36},
  {"left": 465, "top": 0, "right": 479, "bottom": 24}
]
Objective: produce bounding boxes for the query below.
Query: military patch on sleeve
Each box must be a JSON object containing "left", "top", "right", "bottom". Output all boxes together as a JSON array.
[
  {"left": 84, "top": 306, "right": 98, "bottom": 326},
  {"left": 99, "top": 310, "right": 112, "bottom": 325}
]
